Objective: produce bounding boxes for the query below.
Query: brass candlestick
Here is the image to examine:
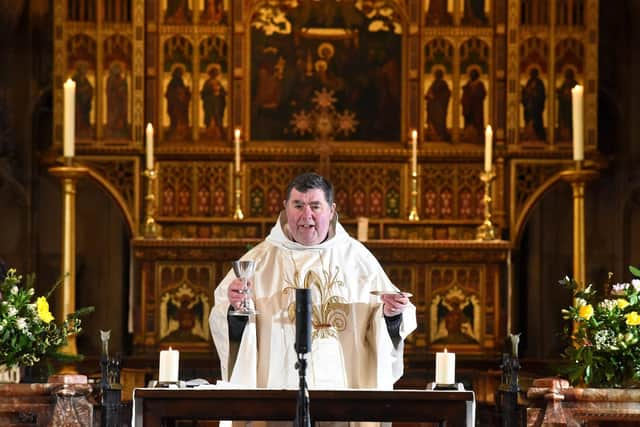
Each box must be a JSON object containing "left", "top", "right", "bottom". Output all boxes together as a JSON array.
[
  {"left": 143, "top": 168, "right": 159, "bottom": 238},
  {"left": 559, "top": 161, "right": 598, "bottom": 289},
  {"left": 408, "top": 172, "right": 420, "bottom": 221},
  {"left": 233, "top": 171, "right": 244, "bottom": 220},
  {"left": 476, "top": 169, "right": 497, "bottom": 240},
  {"left": 49, "top": 159, "right": 89, "bottom": 356}
]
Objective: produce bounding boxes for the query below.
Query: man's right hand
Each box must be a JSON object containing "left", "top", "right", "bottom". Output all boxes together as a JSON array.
[{"left": 228, "top": 277, "right": 251, "bottom": 309}]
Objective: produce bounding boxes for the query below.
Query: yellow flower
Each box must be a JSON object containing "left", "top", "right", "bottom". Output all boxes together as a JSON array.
[
  {"left": 36, "top": 296, "right": 54, "bottom": 323},
  {"left": 578, "top": 304, "right": 594, "bottom": 320},
  {"left": 625, "top": 311, "right": 640, "bottom": 326},
  {"left": 617, "top": 299, "right": 630, "bottom": 310}
]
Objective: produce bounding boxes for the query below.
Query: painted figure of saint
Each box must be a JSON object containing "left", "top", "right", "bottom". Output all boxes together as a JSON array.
[
  {"left": 556, "top": 68, "right": 578, "bottom": 141},
  {"left": 521, "top": 67, "right": 546, "bottom": 141},
  {"left": 165, "top": 66, "right": 191, "bottom": 140},
  {"left": 72, "top": 61, "right": 94, "bottom": 138},
  {"left": 200, "top": 65, "right": 227, "bottom": 140},
  {"left": 106, "top": 62, "right": 128, "bottom": 138},
  {"left": 461, "top": 68, "right": 486, "bottom": 143},
  {"left": 425, "top": 69, "right": 451, "bottom": 141}
]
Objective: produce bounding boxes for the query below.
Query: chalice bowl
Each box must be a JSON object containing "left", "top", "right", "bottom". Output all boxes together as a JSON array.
[{"left": 230, "top": 260, "right": 258, "bottom": 316}]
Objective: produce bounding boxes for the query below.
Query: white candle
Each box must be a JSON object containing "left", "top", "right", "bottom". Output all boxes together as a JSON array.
[
  {"left": 145, "top": 123, "right": 154, "bottom": 171},
  {"left": 571, "top": 85, "right": 584, "bottom": 161},
  {"left": 357, "top": 217, "right": 368, "bottom": 242},
  {"left": 234, "top": 128, "right": 241, "bottom": 173},
  {"left": 63, "top": 78, "right": 76, "bottom": 158},
  {"left": 159, "top": 347, "right": 180, "bottom": 383},
  {"left": 411, "top": 129, "right": 417, "bottom": 176},
  {"left": 484, "top": 125, "right": 493, "bottom": 172},
  {"left": 435, "top": 348, "right": 456, "bottom": 385}
]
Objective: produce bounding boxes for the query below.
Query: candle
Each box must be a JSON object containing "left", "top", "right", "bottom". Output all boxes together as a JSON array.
[
  {"left": 234, "top": 128, "right": 241, "bottom": 173},
  {"left": 484, "top": 125, "right": 493, "bottom": 172},
  {"left": 63, "top": 78, "right": 76, "bottom": 158},
  {"left": 435, "top": 348, "right": 455, "bottom": 385},
  {"left": 145, "top": 123, "right": 154, "bottom": 171},
  {"left": 357, "top": 217, "right": 368, "bottom": 242},
  {"left": 411, "top": 129, "right": 417, "bottom": 176},
  {"left": 159, "top": 347, "right": 180, "bottom": 383},
  {"left": 571, "top": 85, "right": 584, "bottom": 161}
]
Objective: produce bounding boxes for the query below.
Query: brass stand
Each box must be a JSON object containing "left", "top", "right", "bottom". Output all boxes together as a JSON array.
[
  {"left": 408, "top": 172, "right": 419, "bottom": 221},
  {"left": 559, "top": 161, "right": 598, "bottom": 289},
  {"left": 476, "top": 169, "right": 497, "bottom": 240},
  {"left": 143, "top": 168, "right": 160, "bottom": 238},
  {"left": 48, "top": 160, "right": 89, "bottom": 356},
  {"left": 233, "top": 171, "right": 244, "bottom": 220}
]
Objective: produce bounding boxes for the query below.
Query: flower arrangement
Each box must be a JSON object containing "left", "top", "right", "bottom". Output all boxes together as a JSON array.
[
  {"left": 0, "top": 268, "right": 93, "bottom": 368},
  {"left": 559, "top": 266, "right": 640, "bottom": 388}
]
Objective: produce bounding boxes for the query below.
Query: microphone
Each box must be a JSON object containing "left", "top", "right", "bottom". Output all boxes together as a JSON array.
[{"left": 295, "top": 288, "right": 312, "bottom": 354}]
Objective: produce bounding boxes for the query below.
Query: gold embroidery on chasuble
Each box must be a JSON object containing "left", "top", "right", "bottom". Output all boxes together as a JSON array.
[{"left": 283, "top": 252, "right": 350, "bottom": 339}]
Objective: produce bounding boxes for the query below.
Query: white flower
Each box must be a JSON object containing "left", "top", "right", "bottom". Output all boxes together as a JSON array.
[
  {"left": 16, "top": 317, "right": 27, "bottom": 331},
  {"left": 611, "top": 282, "right": 629, "bottom": 295},
  {"left": 575, "top": 297, "right": 587, "bottom": 307},
  {"left": 632, "top": 279, "right": 640, "bottom": 292},
  {"left": 599, "top": 299, "right": 617, "bottom": 311},
  {"left": 28, "top": 288, "right": 35, "bottom": 296},
  {"left": 7, "top": 306, "right": 17, "bottom": 317},
  {"left": 10, "top": 285, "right": 18, "bottom": 295}
]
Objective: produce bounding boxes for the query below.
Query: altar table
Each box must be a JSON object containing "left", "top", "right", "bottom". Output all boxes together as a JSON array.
[{"left": 133, "top": 388, "right": 475, "bottom": 426}]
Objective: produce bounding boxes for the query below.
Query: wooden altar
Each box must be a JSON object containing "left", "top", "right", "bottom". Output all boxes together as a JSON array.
[{"left": 133, "top": 388, "right": 476, "bottom": 426}]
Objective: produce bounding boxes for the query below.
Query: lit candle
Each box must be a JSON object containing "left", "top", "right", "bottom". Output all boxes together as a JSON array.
[
  {"left": 145, "top": 123, "right": 154, "bottom": 171},
  {"left": 411, "top": 129, "right": 417, "bottom": 176},
  {"left": 435, "top": 348, "right": 456, "bottom": 385},
  {"left": 159, "top": 347, "right": 180, "bottom": 383},
  {"left": 484, "top": 125, "right": 493, "bottom": 172},
  {"left": 234, "top": 128, "right": 241, "bottom": 173},
  {"left": 63, "top": 78, "right": 76, "bottom": 158},
  {"left": 571, "top": 85, "right": 584, "bottom": 161},
  {"left": 357, "top": 217, "right": 368, "bottom": 242}
]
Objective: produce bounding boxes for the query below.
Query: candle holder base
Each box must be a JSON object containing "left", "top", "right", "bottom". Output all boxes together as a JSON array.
[{"left": 426, "top": 382, "right": 465, "bottom": 391}]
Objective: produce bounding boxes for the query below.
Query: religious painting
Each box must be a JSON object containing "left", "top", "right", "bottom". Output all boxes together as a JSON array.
[
  {"left": 67, "top": 34, "right": 97, "bottom": 140},
  {"left": 199, "top": 35, "right": 229, "bottom": 141},
  {"left": 200, "top": 0, "right": 228, "bottom": 25},
  {"left": 424, "top": 0, "right": 453, "bottom": 26},
  {"left": 157, "top": 263, "right": 214, "bottom": 346},
  {"left": 459, "top": 37, "right": 489, "bottom": 144},
  {"left": 423, "top": 38, "right": 453, "bottom": 142},
  {"left": 163, "top": 36, "right": 194, "bottom": 142},
  {"left": 164, "top": 0, "right": 193, "bottom": 24},
  {"left": 554, "top": 38, "right": 583, "bottom": 142},
  {"left": 519, "top": 37, "right": 549, "bottom": 142},
  {"left": 103, "top": 34, "right": 133, "bottom": 139},
  {"left": 250, "top": 0, "right": 403, "bottom": 142}
]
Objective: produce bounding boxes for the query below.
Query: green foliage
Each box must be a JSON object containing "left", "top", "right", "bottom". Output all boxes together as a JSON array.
[
  {"left": 0, "top": 269, "right": 94, "bottom": 368},
  {"left": 558, "top": 267, "right": 640, "bottom": 387}
]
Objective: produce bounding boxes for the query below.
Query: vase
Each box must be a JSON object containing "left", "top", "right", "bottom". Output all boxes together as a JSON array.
[{"left": 0, "top": 364, "right": 21, "bottom": 383}]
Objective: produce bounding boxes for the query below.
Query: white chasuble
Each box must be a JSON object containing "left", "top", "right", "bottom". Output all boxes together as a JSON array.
[{"left": 209, "top": 213, "right": 417, "bottom": 391}]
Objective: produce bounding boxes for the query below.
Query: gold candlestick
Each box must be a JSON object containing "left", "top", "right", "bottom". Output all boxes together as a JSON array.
[
  {"left": 476, "top": 169, "right": 497, "bottom": 240},
  {"left": 408, "top": 172, "right": 420, "bottom": 221},
  {"left": 49, "top": 160, "right": 89, "bottom": 356},
  {"left": 559, "top": 161, "right": 598, "bottom": 289},
  {"left": 233, "top": 171, "right": 244, "bottom": 220},
  {"left": 143, "top": 168, "right": 159, "bottom": 238}
]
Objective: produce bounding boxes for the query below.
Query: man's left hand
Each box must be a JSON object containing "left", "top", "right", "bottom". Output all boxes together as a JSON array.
[{"left": 381, "top": 293, "right": 409, "bottom": 317}]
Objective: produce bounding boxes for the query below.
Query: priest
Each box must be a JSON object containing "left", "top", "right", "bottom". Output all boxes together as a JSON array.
[{"left": 209, "top": 172, "right": 417, "bottom": 389}]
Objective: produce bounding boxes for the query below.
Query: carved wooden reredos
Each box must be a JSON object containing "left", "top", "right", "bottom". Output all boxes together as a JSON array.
[{"left": 53, "top": 0, "right": 599, "bottom": 357}]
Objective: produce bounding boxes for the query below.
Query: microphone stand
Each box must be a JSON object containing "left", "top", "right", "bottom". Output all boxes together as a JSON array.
[{"left": 295, "top": 352, "right": 311, "bottom": 427}]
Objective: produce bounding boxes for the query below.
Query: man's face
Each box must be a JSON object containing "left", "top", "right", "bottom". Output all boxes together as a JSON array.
[{"left": 284, "top": 188, "right": 335, "bottom": 245}]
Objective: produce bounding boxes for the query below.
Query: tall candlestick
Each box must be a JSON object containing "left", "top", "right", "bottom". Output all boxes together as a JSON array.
[
  {"left": 159, "top": 347, "right": 180, "bottom": 383},
  {"left": 571, "top": 85, "right": 584, "bottom": 161},
  {"left": 63, "top": 78, "right": 76, "bottom": 158},
  {"left": 411, "top": 129, "right": 417, "bottom": 176},
  {"left": 234, "top": 128, "right": 241, "bottom": 173},
  {"left": 484, "top": 125, "right": 493, "bottom": 172},
  {"left": 146, "top": 123, "right": 154, "bottom": 170},
  {"left": 435, "top": 348, "right": 456, "bottom": 385}
]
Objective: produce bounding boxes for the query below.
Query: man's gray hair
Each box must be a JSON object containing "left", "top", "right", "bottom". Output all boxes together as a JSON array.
[{"left": 285, "top": 172, "right": 334, "bottom": 205}]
